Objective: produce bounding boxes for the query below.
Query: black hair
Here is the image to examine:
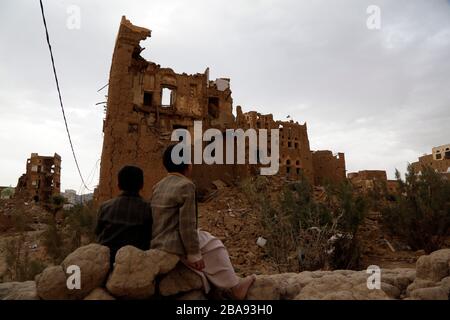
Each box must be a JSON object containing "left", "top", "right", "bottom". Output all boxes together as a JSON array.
[
  {"left": 118, "top": 165, "right": 144, "bottom": 192},
  {"left": 163, "top": 144, "right": 189, "bottom": 174}
]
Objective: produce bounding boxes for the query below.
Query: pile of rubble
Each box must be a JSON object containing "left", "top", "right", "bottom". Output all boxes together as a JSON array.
[
  {"left": 0, "top": 244, "right": 449, "bottom": 300},
  {"left": 197, "top": 181, "right": 279, "bottom": 276},
  {"left": 359, "top": 211, "right": 420, "bottom": 269},
  {"left": 0, "top": 198, "right": 50, "bottom": 233},
  {"left": 0, "top": 199, "right": 54, "bottom": 282},
  {"left": 198, "top": 179, "right": 428, "bottom": 274}
]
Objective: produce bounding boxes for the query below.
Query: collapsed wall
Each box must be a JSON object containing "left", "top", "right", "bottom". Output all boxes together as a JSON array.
[
  {"left": 95, "top": 17, "right": 345, "bottom": 204},
  {"left": 236, "top": 108, "right": 314, "bottom": 183},
  {"left": 15, "top": 153, "right": 61, "bottom": 203},
  {"left": 96, "top": 17, "right": 243, "bottom": 203},
  {"left": 312, "top": 150, "right": 346, "bottom": 185}
]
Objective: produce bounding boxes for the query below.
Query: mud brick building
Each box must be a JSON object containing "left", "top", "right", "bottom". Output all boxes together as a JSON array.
[
  {"left": 411, "top": 144, "right": 450, "bottom": 179},
  {"left": 348, "top": 170, "right": 403, "bottom": 194},
  {"left": 348, "top": 170, "right": 387, "bottom": 191},
  {"left": 312, "top": 150, "right": 346, "bottom": 185},
  {"left": 235, "top": 108, "right": 315, "bottom": 182},
  {"left": 95, "top": 17, "right": 346, "bottom": 203},
  {"left": 15, "top": 153, "right": 61, "bottom": 203}
]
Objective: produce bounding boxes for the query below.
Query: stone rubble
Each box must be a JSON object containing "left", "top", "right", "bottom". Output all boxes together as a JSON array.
[{"left": 0, "top": 244, "right": 449, "bottom": 300}]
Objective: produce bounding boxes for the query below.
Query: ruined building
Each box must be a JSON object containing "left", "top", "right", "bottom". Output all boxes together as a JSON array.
[
  {"left": 411, "top": 144, "right": 450, "bottom": 179},
  {"left": 235, "top": 109, "right": 315, "bottom": 182},
  {"left": 347, "top": 170, "right": 400, "bottom": 194},
  {"left": 347, "top": 170, "right": 388, "bottom": 192},
  {"left": 95, "top": 17, "right": 345, "bottom": 203},
  {"left": 312, "top": 150, "right": 346, "bottom": 185},
  {"left": 15, "top": 153, "right": 61, "bottom": 203}
]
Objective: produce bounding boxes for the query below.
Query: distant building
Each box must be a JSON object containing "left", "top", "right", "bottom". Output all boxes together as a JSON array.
[
  {"left": 79, "top": 193, "right": 93, "bottom": 204},
  {"left": 62, "top": 189, "right": 77, "bottom": 209},
  {"left": 411, "top": 144, "right": 450, "bottom": 179},
  {"left": 15, "top": 153, "right": 61, "bottom": 203},
  {"left": 312, "top": 151, "right": 346, "bottom": 186},
  {"left": 347, "top": 170, "right": 400, "bottom": 194},
  {"left": 62, "top": 189, "right": 94, "bottom": 209}
]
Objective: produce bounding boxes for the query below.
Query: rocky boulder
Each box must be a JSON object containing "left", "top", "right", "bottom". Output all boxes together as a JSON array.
[
  {"left": 159, "top": 263, "right": 203, "bottom": 296},
  {"left": 0, "top": 281, "right": 38, "bottom": 300},
  {"left": 106, "top": 246, "right": 179, "bottom": 299},
  {"left": 247, "top": 273, "right": 307, "bottom": 300},
  {"left": 410, "top": 286, "right": 448, "bottom": 300},
  {"left": 380, "top": 268, "right": 416, "bottom": 298},
  {"left": 62, "top": 243, "right": 110, "bottom": 299},
  {"left": 2, "top": 246, "right": 449, "bottom": 300},
  {"left": 416, "top": 249, "right": 450, "bottom": 282},
  {"left": 247, "top": 269, "right": 414, "bottom": 300},
  {"left": 407, "top": 249, "right": 450, "bottom": 299},
  {"left": 35, "top": 244, "right": 110, "bottom": 300},
  {"left": 84, "top": 287, "right": 116, "bottom": 300},
  {"left": 35, "top": 265, "right": 71, "bottom": 300},
  {"left": 295, "top": 272, "right": 389, "bottom": 300}
]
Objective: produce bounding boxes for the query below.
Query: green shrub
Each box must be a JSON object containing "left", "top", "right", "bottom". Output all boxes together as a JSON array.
[
  {"left": 41, "top": 203, "right": 97, "bottom": 264},
  {"left": 42, "top": 220, "right": 64, "bottom": 262},
  {"left": 64, "top": 204, "right": 96, "bottom": 251},
  {"left": 46, "top": 194, "right": 67, "bottom": 219},
  {"left": 382, "top": 165, "right": 450, "bottom": 253},
  {"left": 241, "top": 177, "right": 368, "bottom": 271},
  {"left": 3, "top": 235, "right": 46, "bottom": 281}
]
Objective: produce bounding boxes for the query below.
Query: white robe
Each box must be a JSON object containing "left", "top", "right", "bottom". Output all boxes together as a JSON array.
[{"left": 182, "top": 230, "right": 239, "bottom": 293}]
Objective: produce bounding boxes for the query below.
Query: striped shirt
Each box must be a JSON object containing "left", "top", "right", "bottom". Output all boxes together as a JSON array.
[
  {"left": 150, "top": 173, "right": 200, "bottom": 259},
  {"left": 95, "top": 192, "right": 152, "bottom": 264}
]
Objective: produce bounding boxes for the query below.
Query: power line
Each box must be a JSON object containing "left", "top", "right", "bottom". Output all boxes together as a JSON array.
[
  {"left": 39, "top": 0, "right": 92, "bottom": 192},
  {"left": 78, "top": 158, "right": 100, "bottom": 195},
  {"left": 97, "top": 83, "right": 109, "bottom": 92}
]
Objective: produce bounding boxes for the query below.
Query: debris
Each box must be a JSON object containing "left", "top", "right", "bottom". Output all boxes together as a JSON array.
[
  {"left": 212, "top": 180, "right": 227, "bottom": 190},
  {"left": 384, "top": 239, "right": 396, "bottom": 253},
  {"left": 256, "top": 237, "right": 267, "bottom": 248},
  {"left": 202, "top": 190, "right": 218, "bottom": 203}
]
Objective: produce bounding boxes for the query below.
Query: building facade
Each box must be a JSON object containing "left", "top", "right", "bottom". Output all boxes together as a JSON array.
[
  {"left": 95, "top": 17, "right": 346, "bottom": 204},
  {"left": 411, "top": 144, "right": 450, "bottom": 179},
  {"left": 312, "top": 150, "right": 346, "bottom": 186},
  {"left": 15, "top": 153, "right": 61, "bottom": 203}
]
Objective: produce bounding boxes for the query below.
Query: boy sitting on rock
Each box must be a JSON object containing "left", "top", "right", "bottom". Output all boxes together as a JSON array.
[
  {"left": 95, "top": 165, "right": 152, "bottom": 266},
  {"left": 151, "top": 145, "right": 255, "bottom": 300}
]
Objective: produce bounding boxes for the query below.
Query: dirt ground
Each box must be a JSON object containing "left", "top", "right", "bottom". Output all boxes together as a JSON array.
[
  {"left": 197, "top": 183, "right": 422, "bottom": 275},
  {"left": 198, "top": 185, "right": 280, "bottom": 276}
]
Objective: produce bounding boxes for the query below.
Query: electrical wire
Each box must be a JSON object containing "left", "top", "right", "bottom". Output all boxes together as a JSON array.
[{"left": 39, "top": 0, "right": 92, "bottom": 192}]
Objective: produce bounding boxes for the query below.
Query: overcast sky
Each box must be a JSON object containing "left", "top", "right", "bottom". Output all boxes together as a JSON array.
[{"left": 0, "top": 0, "right": 449, "bottom": 193}]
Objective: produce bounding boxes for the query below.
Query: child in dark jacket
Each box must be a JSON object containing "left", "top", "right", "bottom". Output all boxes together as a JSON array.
[{"left": 95, "top": 166, "right": 152, "bottom": 266}]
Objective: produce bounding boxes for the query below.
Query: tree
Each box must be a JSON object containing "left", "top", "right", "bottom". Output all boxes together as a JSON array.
[
  {"left": 382, "top": 164, "right": 450, "bottom": 253},
  {"left": 241, "top": 176, "right": 368, "bottom": 272},
  {"left": 48, "top": 194, "right": 66, "bottom": 220}
]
